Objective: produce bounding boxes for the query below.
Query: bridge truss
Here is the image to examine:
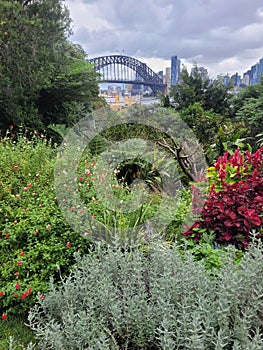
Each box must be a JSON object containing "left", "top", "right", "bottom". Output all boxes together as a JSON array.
[{"left": 89, "top": 55, "right": 166, "bottom": 94}]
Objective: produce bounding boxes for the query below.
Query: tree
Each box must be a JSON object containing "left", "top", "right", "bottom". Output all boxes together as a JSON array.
[
  {"left": 230, "top": 76, "right": 263, "bottom": 147},
  {"left": 170, "top": 66, "right": 230, "bottom": 115},
  {"left": 0, "top": 0, "right": 102, "bottom": 132}
]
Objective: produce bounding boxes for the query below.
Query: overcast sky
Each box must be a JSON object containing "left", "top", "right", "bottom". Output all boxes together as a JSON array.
[{"left": 64, "top": 0, "right": 263, "bottom": 77}]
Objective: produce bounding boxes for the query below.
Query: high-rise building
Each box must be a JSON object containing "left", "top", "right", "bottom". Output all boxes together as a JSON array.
[
  {"left": 191, "top": 66, "right": 208, "bottom": 80},
  {"left": 171, "top": 56, "right": 181, "bottom": 86},
  {"left": 258, "top": 58, "right": 263, "bottom": 82},
  {"left": 251, "top": 63, "right": 259, "bottom": 85},
  {"left": 164, "top": 67, "right": 171, "bottom": 88}
]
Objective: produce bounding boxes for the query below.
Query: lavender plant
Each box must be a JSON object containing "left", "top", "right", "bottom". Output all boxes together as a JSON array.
[{"left": 27, "top": 237, "right": 263, "bottom": 349}]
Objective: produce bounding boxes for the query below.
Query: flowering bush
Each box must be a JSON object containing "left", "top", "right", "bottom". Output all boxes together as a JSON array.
[
  {"left": 184, "top": 147, "right": 263, "bottom": 248},
  {"left": 0, "top": 132, "right": 92, "bottom": 317}
]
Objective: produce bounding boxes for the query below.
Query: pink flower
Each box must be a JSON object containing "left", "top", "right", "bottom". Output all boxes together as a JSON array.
[
  {"left": 17, "top": 261, "right": 23, "bottom": 266},
  {"left": 35, "top": 173, "right": 40, "bottom": 178}
]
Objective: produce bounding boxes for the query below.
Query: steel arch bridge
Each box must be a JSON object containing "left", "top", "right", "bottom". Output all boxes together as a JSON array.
[{"left": 89, "top": 55, "right": 166, "bottom": 94}]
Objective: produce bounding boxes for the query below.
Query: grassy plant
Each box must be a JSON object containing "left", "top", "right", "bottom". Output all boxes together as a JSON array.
[{"left": 0, "top": 316, "right": 37, "bottom": 349}]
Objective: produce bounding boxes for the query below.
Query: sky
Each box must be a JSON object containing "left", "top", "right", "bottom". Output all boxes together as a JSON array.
[{"left": 64, "top": 0, "right": 263, "bottom": 78}]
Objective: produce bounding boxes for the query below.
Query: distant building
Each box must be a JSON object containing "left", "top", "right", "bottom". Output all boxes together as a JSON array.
[
  {"left": 191, "top": 66, "right": 208, "bottom": 80},
  {"left": 231, "top": 73, "right": 241, "bottom": 87},
  {"left": 224, "top": 74, "right": 230, "bottom": 87},
  {"left": 242, "top": 71, "right": 250, "bottom": 87},
  {"left": 258, "top": 58, "right": 263, "bottom": 82},
  {"left": 171, "top": 56, "right": 181, "bottom": 86},
  {"left": 247, "top": 58, "right": 263, "bottom": 85},
  {"left": 251, "top": 64, "right": 259, "bottom": 85},
  {"left": 164, "top": 67, "right": 171, "bottom": 89},
  {"left": 157, "top": 70, "right": 164, "bottom": 82}
]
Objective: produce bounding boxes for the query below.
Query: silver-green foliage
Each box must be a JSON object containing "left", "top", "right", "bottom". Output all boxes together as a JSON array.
[{"left": 27, "top": 239, "right": 263, "bottom": 349}]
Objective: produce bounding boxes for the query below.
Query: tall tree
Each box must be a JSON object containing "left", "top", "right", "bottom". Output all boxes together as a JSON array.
[
  {"left": 0, "top": 0, "right": 101, "bottom": 132},
  {"left": 170, "top": 66, "right": 230, "bottom": 115}
]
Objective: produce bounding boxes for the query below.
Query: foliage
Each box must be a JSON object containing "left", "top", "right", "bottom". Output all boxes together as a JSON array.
[
  {"left": 0, "top": 316, "right": 37, "bottom": 350},
  {"left": 185, "top": 148, "right": 263, "bottom": 248},
  {"left": 27, "top": 238, "right": 263, "bottom": 349},
  {"left": 170, "top": 66, "right": 230, "bottom": 114},
  {"left": 0, "top": 132, "right": 92, "bottom": 317},
  {"left": 230, "top": 76, "right": 263, "bottom": 148},
  {"left": 0, "top": 0, "right": 102, "bottom": 133}
]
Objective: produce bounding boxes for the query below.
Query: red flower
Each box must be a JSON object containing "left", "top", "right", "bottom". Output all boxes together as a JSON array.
[
  {"left": 0, "top": 292, "right": 4, "bottom": 297},
  {"left": 20, "top": 251, "right": 25, "bottom": 257},
  {"left": 13, "top": 293, "right": 18, "bottom": 298},
  {"left": 67, "top": 241, "right": 71, "bottom": 247},
  {"left": 13, "top": 165, "right": 19, "bottom": 171},
  {"left": 1, "top": 314, "right": 7, "bottom": 319},
  {"left": 16, "top": 282, "right": 20, "bottom": 290},
  {"left": 20, "top": 292, "right": 28, "bottom": 300}
]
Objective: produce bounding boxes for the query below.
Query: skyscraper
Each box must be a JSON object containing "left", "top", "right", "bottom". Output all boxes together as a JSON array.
[{"left": 171, "top": 56, "right": 181, "bottom": 86}]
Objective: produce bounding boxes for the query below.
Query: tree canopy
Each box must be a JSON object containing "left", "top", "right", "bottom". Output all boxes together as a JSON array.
[
  {"left": 170, "top": 66, "right": 230, "bottom": 115},
  {"left": 0, "top": 0, "right": 102, "bottom": 132}
]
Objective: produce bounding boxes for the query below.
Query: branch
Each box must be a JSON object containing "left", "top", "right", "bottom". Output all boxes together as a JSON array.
[{"left": 157, "top": 137, "right": 195, "bottom": 182}]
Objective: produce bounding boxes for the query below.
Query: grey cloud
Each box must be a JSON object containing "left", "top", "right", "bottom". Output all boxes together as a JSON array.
[{"left": 66, "top": 0, "right": 263, "bottom": 74}]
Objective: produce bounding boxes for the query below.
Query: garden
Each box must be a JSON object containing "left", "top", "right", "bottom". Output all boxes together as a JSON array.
[
  {"left": 0, "top": 104, "right": 262, "bottom": 349},
  {"left": 1, "top": 0, "right": 263, "bottom": 348}
]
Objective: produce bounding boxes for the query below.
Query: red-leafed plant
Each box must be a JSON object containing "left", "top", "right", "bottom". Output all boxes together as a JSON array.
[{"left": 184, "top": 147, "right": 263, "bottom": 249}]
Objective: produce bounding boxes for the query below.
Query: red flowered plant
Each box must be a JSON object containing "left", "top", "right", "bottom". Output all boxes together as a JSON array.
[{"left": 184, "top": 147, "right": 263, "bottom": 249}]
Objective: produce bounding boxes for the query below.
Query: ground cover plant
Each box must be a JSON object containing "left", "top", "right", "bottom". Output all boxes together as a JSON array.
[{"left": 27, "top": 237, "right": 263, "bottom": 350}]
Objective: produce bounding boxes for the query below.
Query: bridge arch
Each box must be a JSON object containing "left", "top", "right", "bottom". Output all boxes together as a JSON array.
[{"left": 89, "top": 55, "right": 166, "bottom": 94}]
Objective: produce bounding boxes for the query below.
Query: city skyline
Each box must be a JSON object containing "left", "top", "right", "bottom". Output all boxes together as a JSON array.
[{"left": 64, "top": 0, "right": 263, "bottom": 78}]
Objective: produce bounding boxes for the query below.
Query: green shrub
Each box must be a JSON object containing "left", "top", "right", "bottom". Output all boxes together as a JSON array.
[
  {"left": 28, "top": 238, "right": 263, "bottom": 349},
  {"left": 0, "top": 132, "right": 92, "bottom": 316}
]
